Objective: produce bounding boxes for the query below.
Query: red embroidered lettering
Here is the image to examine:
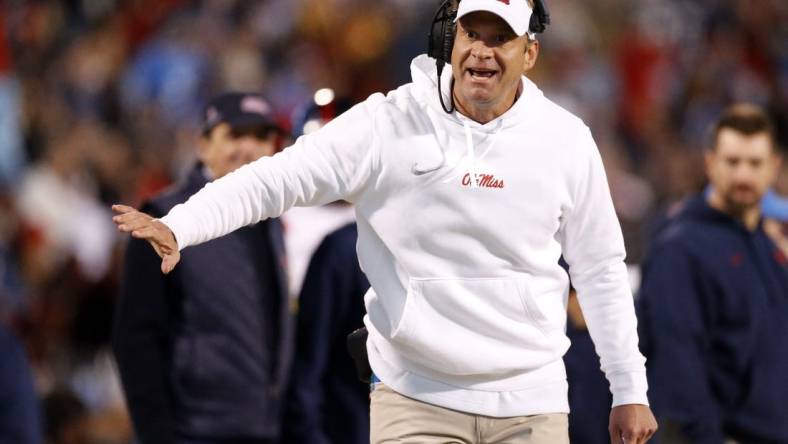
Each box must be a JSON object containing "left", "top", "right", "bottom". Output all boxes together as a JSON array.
[{"left": 461, "top": 173, "right": 505, "bottom": 189}]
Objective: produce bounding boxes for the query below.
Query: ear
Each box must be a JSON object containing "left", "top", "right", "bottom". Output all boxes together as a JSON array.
[
  {"left": 771, "top": 151, "right": 784, "bottom": 179},
  {"left": 523, "top": 39, "right": 539, "bottom": 73},
  {"left": 197, "top": 133, "right": 210, "bottom": 161}
]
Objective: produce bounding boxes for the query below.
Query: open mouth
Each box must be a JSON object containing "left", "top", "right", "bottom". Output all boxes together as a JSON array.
[{"left": 467, "top": 68, "right": 497, "bottom": 80}]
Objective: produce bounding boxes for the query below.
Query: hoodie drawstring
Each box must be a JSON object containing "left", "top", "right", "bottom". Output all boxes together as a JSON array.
[
  {"left": 464, "top": 121, "right": 478, "bottom": 188},
  {"left": 440, "top": 120, "right": 503, "bottom": 186}
]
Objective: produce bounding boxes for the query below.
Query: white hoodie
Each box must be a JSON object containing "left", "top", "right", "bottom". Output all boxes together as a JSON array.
[{"left": 161, "top": 55, "right": 648, "bottom": 417}]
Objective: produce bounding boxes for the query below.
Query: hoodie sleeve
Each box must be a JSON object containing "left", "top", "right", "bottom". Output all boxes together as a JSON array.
[
  {"left": 161, "top": 95, "right": 383, "bottom": 250},
  {"left": 637, "top": 241, "right": 726, "bottom": 444},
  {"left": 559, "top": 127, "right": 649, "bottom": 408}
]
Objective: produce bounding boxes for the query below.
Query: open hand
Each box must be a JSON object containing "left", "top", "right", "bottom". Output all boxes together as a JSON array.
[
  {"left": 112, "top": 204, "right": 181, "bottom": 274},
  {"left": 609, "top": 404, "right": 658, "bottom": 444}
]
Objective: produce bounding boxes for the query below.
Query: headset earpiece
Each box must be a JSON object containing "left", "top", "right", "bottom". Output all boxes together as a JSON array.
[
  {"left": 529, "top": 0, "right": 551, "bottom": 34},
  {"left": 428, "top": 0, "right": 457, "bottom": 65},
  {"left": 428, "top": 0, "right": 458, "bottom": 113}
]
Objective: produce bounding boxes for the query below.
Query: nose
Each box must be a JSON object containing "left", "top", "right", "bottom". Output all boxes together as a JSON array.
[
  {"left": 470, "top": 40, "right": 494, "bottom": 60},
  {"left": 731, "top": 163, "right": 757, "bottom": 184},
  {"left": 239, "top": 136, "right": 275, "bottom": 161},
  {"left": 237, "top": 137, "right": 257, "bottom": 150}
]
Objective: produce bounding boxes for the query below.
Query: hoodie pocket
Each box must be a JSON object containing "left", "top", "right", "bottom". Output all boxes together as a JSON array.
[{"left": 391, "top": 277, "right": 560, "bottom": 376}]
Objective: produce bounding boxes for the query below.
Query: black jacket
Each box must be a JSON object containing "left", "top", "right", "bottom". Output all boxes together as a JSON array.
[
  {"left": 282, "top": 223, "right": 370, "bottom": 444},
  {"left": 113, "top": 165, "right": 293, "bottom": 444},
  {"left": 564, "top": 318, "right": 611, "bottom": 444},
  {"left": 638, "top": 195, "right": 788, "bottom": 444}
]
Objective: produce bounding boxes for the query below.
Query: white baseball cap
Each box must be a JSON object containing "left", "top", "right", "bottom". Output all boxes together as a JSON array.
[{"left": 456, "top": 0, "right": 533, "bottom": 37}]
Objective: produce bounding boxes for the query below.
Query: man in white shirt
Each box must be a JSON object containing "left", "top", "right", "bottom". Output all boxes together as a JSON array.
[{"left": 113, "top": 1, "right": 657, "bottom": 442}]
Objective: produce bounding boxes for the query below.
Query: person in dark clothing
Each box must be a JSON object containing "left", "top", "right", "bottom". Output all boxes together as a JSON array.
[
  {"left": 638, "top": 104, "right": 788, "bottom": 444},
  {"left": 564, "top": 289, "right": 612, "bottom": 444},
  {"left": 282, "top": 223, "right": 370, "bottom": 444},
  {"left": 113, "top": 92, "right": 292, "bottom": 444},
  {"left": 557, "top": 257, "right": 611, "bottom": 444},
  {"left": 0, "top": 323, "right": 42, "bottom": 444}
]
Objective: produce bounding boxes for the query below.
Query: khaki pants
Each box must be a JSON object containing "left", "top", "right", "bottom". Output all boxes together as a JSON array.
[{"left": 370, "top": 384, "right": 569, "bottom": 444}]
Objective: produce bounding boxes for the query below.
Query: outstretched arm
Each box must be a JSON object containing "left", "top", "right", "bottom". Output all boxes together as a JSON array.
[
  {"left": 150, "top": 97, "right": 382, "bottom": 254},
  {"left": 112, "top": 96, "right": 381, "bottom": 270}
]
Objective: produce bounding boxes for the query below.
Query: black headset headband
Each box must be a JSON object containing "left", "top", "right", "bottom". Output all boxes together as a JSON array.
[{"left": 427, "top": 0, "right": 550, "bottom": 113}]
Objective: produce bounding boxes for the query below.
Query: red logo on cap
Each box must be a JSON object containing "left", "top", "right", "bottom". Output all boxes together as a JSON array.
[
  {"left": 206, "top": 106, "right": 219, "bottom": 124},
  {"left": 497, "top": 0, "right": 510, "bottom": 4},
  {"left": 241, "top": 97, "right": 271, "bottom": 116}
]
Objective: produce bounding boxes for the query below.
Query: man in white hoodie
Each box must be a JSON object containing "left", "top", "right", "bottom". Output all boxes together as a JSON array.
[{"left": 113, "top": 0, "right": 657, "bottom": 442}]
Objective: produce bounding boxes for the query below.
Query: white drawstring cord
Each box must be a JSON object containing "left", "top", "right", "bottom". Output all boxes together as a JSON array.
[
  {"left": 464, "top": 121, "right": 478, "bottom": 188},
  {"left": 440, "top": 120, "right": 503, "bottom": 185}
]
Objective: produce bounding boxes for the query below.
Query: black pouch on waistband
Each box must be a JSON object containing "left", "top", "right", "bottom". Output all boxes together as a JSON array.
[{"left": 346, "top": 327, "right": 372, "bottom": 384}]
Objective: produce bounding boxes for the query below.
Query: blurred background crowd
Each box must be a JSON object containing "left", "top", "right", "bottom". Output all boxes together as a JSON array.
[{"left": 0, "top": 0, "right": 786, "bottom": 443}]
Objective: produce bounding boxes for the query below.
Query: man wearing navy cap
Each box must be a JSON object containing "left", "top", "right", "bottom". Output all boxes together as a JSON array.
[{"left": 113, "top": 92, "right": 292, "bottom": 444}]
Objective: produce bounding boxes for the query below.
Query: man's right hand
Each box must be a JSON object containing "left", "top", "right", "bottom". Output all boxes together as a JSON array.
[{"left": 112, "top": 204, "right": 181, "bottom": 274}]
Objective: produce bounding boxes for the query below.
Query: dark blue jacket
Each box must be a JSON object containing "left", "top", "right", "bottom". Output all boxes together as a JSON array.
[
  {"left": 0, "top": 324, "right": 42, "bottom": 444},
  {"left": 565, "top": 318, "right": 611, "bottom": 444},
  {"left": 638, "top": 195, "right": 788, "bottom": 444},
  {"left": 282, "top": 223, "right": 370, "bottom": 444},
  {"left": 113, "top": 165, "right": 293, "bottom": 444},
  {"left": 559, "top": 256, "right": 612, "bottom": 444}
]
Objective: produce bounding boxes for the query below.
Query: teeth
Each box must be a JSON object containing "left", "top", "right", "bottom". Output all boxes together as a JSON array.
[{"left": 469, "top": 69, "right": 494, "bottom": 78}]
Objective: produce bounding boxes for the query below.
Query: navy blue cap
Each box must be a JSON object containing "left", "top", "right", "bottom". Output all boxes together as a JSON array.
[{"left": 202, "top": 92, "right": 278, "bottom": 135}]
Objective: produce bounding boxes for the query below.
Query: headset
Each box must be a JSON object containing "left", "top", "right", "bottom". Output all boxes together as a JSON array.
[{"left": 428, "top": 0, "right": 551, "bottom": 113}]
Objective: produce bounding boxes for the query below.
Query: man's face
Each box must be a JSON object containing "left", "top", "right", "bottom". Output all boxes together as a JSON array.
[
  {"left": 199, "top": 123, "right": 277, "bottom": 179},
  {"left": 706, "top": 129, "right": 781, "bottom": 214},
  {"left": 451, "top": 11, "right": 537, "bottom": 113}
]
